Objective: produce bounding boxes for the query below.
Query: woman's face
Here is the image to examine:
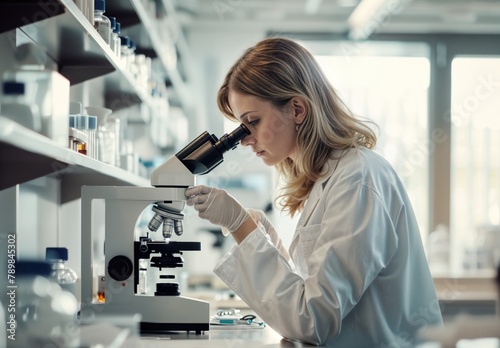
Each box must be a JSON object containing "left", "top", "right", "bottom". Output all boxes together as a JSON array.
[{"left": 228, "top": 90, "right": 298, "bottom": 166}]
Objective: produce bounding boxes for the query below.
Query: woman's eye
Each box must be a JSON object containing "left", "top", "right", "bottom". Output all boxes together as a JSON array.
[{"left": 248, "top": 119, "right": 259, "bottom": 126}]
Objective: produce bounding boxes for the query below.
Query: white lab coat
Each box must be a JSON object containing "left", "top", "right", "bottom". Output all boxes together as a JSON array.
[{"left": 214, "top": 147, "right": 443, "bottom": 347}]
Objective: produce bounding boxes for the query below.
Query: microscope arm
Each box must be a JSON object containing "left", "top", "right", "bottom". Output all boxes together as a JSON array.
[{"left": 147, "top": 124, "right": 250, "bottom": 240}]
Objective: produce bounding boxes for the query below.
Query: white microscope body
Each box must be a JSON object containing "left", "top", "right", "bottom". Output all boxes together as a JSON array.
[{"left": 80, "top": 125, "right": 249, "bottom": 334}]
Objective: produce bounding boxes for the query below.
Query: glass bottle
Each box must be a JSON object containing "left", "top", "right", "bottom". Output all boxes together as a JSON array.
[
  {"left": 86, "top": 106, "right": 114, "bottom": 165},
  {"left": 14, "top": 260, "right": 79, "bottom": 348},
  {"left": 75, "top": 114, "right": 90, "bottom": 156},
  {"left": 120, "top": 35, "right": 130, "bottom": 70},
  {"left": 93, "top": 0, "right": 111, "bottom": 45},
  {"left": 88, "top": 115, "right": 98, "bottom": 159},
  {"left": 45, "top": 247, "right": 79, "bottom": 300},
  {"left": 108, "top": 16, "right": 117, "bottom": 54},
  {"left": 114, "top": 22, "right": 122, "bottom": 58}
]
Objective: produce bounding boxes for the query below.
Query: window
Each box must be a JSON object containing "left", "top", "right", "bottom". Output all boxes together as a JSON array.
[
  {"left": 450, "top": 57, "right": 500, "bottom": 273},
  {"left": 313, "top": 41, "right": 431, "bottom": 243}
]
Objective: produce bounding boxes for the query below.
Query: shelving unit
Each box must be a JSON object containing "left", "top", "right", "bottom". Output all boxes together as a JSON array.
[
  {"left": 0, "top": 117, "right": 150, "bottom": 202},
  {"left": 0, "top": 0, "right": 193, "bottom": 197},
  {"left": 106, "top": 0, "right": 194, "bottom": 111},
  {"left": 0, "top": 0, "right": 194, "bottom": 112}
]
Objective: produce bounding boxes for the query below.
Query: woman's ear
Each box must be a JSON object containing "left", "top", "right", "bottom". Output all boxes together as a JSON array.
[{"left": 291, "top": 96, "right": 308, "bottom": 124}]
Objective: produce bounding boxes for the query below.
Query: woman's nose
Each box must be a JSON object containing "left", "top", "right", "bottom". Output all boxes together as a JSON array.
[{"left": 241, "top": 134, "right": 253, "bottom": 147}]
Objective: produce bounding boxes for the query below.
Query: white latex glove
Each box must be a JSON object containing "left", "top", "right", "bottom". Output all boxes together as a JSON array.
[{"left": 185, "top": 185, "right": 250, "bottom": 235}]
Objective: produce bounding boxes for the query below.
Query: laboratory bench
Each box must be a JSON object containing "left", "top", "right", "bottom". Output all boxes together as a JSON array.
[
  {"left": 77, "top": 289, "right": 500, "bottom": 348},
  {"left": 123, "top": 327, "right": 309, "bottom": 348},
  {"left": 433, "top": 273, "right": 499, "bottom": 319},
  {"left": 80, "top": 312, "right": 315, "bottom": 348},
  {"left": 84, "top": 320, "right": 500, "bottom": 348}
]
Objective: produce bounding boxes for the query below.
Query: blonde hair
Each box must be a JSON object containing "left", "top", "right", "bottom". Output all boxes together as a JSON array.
[{"left": 217, "top": 37, "right": 377, "bottom": 217}]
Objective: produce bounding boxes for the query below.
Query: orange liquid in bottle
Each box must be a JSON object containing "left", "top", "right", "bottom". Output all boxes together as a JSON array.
[{"left": 97, "top": 291, "right": 105, "bottom": 303}]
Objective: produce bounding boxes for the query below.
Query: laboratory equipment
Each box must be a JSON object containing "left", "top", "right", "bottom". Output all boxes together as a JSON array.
[
  {"left": 12, "top": 260, "right": 79, "bottom": 348},
  {"left": 80, "top": 124, "right": 250, "bottom": 334},
  {"left": 0, "top": 43, "right": 70, "bottom": 147},
  {"left": 46, "top": 247, "right": 79, "bottom": 299},
  {"left": 108, "top": 16, "right": 118, "bottom": 54},
  {"left": 94, "top": 0, "right": 111, "bottom": 45}
]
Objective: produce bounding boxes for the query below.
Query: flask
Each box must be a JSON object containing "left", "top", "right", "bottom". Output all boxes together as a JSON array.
[
  {"left": 93, "top": 0, "right": 111, "bottom": 45},
  {"left": 14, "top": 260, "right": 79, "bottom": 347},
  {"left": 46, "top": 247, "right": 79, "bottom": 300}
]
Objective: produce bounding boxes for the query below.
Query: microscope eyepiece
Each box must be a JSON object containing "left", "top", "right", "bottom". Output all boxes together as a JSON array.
[
  {"left": 174, "top": 124, "right": 250, "bottom": 176},
  {"left": 215, "top": 124, "right": 250, "bottom": 153}
]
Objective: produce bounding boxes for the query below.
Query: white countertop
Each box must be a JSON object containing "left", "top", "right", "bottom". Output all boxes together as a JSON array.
[{"left": 122, "top": 327, "right": 306, "bottom": 348}]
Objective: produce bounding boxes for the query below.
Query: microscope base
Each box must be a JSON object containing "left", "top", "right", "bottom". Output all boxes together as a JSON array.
[
  {"left": 141, "top": 322, "right": 208, "bottom": 334},
  {"left": 82, "top": 295, "right": 210, "bottom": 334}
]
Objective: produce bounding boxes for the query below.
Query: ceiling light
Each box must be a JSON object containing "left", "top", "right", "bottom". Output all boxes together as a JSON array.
[
  {"left": 304, "top": 0, "right": 324, "bottom": 14},
  {"left": 347, "top": 0, "right": 413, "bottom": 40}
]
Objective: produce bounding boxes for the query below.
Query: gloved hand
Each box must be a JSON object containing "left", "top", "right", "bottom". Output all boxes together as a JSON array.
[{"left": 185, "top": 185, "right": 250, "bottom": 235}]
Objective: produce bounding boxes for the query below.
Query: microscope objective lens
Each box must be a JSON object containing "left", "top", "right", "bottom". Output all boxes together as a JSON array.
[
  {"left": 163, "top": 218, "right": 174, "bottom": 241},
  {"left": 174, "top": 220, "right": 183, "bottom": 236},
  {"left": 148, "top": 213, "right": 165, "bottom": 232}
]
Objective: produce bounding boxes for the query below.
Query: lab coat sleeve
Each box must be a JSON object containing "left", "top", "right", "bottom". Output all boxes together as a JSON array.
[
  {"left": 214, "top": 184, "right": 399, "bottom": 345},
  {"left": 247, "top": 208, "right": 290, "bottom": 261}
]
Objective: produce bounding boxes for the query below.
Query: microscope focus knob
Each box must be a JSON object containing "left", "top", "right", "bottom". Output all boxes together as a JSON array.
[{"left": 108, "top": 255, "right": 133, "bottom": 281}]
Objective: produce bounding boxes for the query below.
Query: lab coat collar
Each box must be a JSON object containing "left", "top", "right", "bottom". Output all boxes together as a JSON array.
[{"left": 296, "top": 150, "right": 347, "bottom": 228}]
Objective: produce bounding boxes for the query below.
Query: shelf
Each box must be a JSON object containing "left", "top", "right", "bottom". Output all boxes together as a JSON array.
[
  {"left": 0, "top": 0, "right": 65, "bottom": 34},
  {"left": 0, "top": 117, "right": 150, "bottom": 203},
  {"left": 108, "top": 0, "right": 194, "bottom": 111},
  {"left": 7, "top": 0, "right": 153, "bottom": 112},
  {"left": 2, "top": 0, "right": 194, "bottom": 114}
]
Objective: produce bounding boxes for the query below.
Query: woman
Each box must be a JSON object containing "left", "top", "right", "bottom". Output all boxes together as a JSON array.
[{"left": 185, "top": 37, "right": 442, "bottom": 347}]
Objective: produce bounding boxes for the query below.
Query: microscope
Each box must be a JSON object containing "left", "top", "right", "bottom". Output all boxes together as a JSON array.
[{"left": 80, "top": 124, "right": 250, "bottom": 334}]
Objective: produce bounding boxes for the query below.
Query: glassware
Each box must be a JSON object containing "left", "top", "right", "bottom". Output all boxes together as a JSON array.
[
  {"left": 94, "top": 0, "right": 111, "bottom": 45},
  {"left": 46, "top": 247, "right": 79, "bottom": 299},
  {"left": 13, "top": 260, "right": 79, "bottom": 347}
]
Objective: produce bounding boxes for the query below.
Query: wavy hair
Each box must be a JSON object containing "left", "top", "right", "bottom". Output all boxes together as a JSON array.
[{"left": 217, "top": 37, "right": 377, "bottom": 217}]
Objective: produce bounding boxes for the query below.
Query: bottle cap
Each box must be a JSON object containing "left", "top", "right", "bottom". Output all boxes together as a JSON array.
[
  {"left": 115, "top": 22, "right": 121, "bottom": 34},
  {"left": 77, "top": 115, "right": 89, "bottom": 130},
  {"left": 18, "top": 260, "right": 52, "bottom": 276},
  {"left": 2, "top": 81, "right": 25, "bottom": 95},
  {"left": 88, "top": 116, "right": 97, "bottom": 130},
  {"left": 109, "top": 16, "right": 116, "bottom": 30},
  {"left": 95, "top": 0, "right": 105, "bottom": 12},
  {"left": 69, "top": 115, "right": 75, "bottom": 128},
  {"left": 46, "top": 247, "right": 69, "bottom": 261},
  {"left": 120, "top": 36, "right": 130, "bottom": 47}
]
